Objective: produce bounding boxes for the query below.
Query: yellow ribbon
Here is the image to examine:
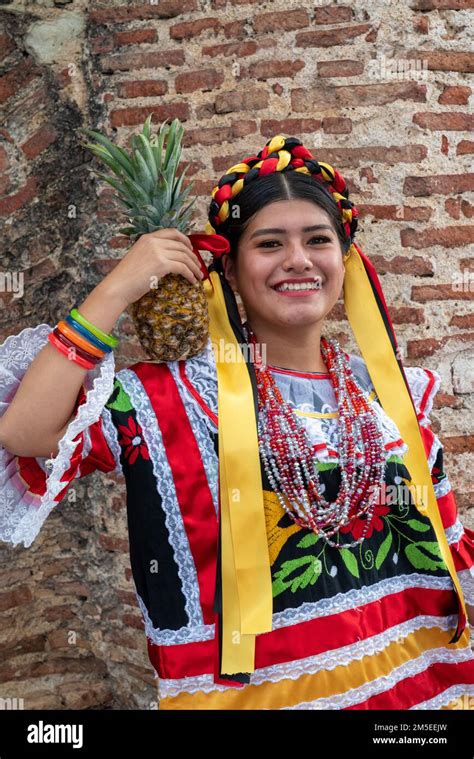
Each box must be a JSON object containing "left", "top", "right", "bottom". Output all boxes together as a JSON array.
[
  {"left": 203, "top": 270, "right": 273, "bottom": 675},
  {"left": 343, "top": 244, "right": 467, "bottom": 640}
]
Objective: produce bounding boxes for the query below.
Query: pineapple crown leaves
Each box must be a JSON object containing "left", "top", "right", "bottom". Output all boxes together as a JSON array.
[{"left": 77, "top": 115, "right": 197, "bottom": 237}]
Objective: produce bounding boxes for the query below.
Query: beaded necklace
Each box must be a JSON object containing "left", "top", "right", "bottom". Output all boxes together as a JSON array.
[{"left": 244, "top": 325, "right": 387, "bottom": 549}]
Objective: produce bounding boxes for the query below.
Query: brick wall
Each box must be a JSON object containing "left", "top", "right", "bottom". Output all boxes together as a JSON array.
[{"left": 0, "top": 0, "right": 472, "bottom": 709}]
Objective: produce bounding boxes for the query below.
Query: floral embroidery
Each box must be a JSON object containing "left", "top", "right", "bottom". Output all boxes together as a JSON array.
[
  {"left": 271, "top": 456, "right": 448, "bottom": 598},
  {"left": 117, "top": 416, "right": 150, "bottom": 464}
]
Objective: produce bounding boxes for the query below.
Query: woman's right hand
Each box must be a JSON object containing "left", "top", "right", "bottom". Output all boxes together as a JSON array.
[{"left": 101, "top": 228, "right": 205, "bottom": 310}]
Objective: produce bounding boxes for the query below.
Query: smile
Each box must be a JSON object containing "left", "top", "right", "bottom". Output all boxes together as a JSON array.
[{"left": 271, "top": 282, "right": 321, "bottom": 297}]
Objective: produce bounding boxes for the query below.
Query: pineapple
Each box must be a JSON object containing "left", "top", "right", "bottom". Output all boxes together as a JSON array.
[{"left": 78, "top": 115, "right": 210, "bottom": 362}]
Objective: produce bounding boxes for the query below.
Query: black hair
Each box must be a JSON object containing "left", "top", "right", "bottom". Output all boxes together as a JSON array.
[{"left": 212, "top": 171, "right": 352, "bottom": 270}]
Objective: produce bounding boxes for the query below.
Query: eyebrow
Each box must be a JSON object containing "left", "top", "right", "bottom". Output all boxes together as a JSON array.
[{"left": 249, "top": 224, "right": 335, "bottom": 240}]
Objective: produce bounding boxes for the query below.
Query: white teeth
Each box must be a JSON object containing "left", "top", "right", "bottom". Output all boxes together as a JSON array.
[{"left": 274, "top": 282, "right": 319, "bottom": 292}]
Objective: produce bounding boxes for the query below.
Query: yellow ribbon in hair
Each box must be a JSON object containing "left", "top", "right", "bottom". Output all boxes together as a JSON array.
[
  {"left": 203, "top": 270, "right": 273, "bottom": 675},
  {"left": 343, "top": 244, "right": 468, "bottom": 640}
]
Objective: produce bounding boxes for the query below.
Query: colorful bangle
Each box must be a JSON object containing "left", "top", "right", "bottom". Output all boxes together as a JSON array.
[
  {"left": 53, "top": 327, "right": 102, "bottom": 365},
  {"left": 56, "top": 321, "right": 105, "bottom": 360},
  {"left": 65, "top": 315, "right": 113, "bottom": 353},
  {"left": 48, "top": 332, "right": 96, "bottom": 370},
  {"left": 70, "top": 307, "right": 119, "bottom": 349}
]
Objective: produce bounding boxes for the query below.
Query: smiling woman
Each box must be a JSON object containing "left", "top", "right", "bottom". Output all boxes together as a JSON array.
[{"left": 0, "top": 133, "right": 473, "bottom": 711}]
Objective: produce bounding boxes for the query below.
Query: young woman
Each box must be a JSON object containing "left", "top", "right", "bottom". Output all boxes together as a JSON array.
[{"left": 0, "top": 134, "right": 473, "bottom": 710}]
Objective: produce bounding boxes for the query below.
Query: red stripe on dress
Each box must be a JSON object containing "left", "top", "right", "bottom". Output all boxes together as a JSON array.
[
  {"left": 148, "top": 586, "right": 458, "bottom": 680},
  {"left": 419, "top": 368, "right": 437, "bottom": 417},
  {"left": 132, "top": 362, "right": 218, "bottom": 625},
  {"left": 346, "top": 657, "right": 474, "bottom": 709}
]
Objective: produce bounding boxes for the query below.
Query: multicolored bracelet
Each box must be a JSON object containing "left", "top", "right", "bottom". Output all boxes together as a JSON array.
[{"left": 47, "top": 306, "right": 119, "bottom": 370}]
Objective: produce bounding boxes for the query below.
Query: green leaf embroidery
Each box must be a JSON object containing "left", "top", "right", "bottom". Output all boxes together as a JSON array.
[
  {"left": 375, "top": 530, "right": 393, "bottom": 570},
  {"left": 272, "top": 556, "right": 321, "bottom": 597},
  {"left": 297, "top": 533, "right": 320, "bottom": 549},
  {"left": 106, "top": 379, "right": 133, "bottom": 412},
  {"left": 405, "top": 541, "right": 446, "bottom": 571},
  {"left": 340, "top": 547, "right": 360, "bottom": 578},
  {"left": 407, "top": 519, "right": 431, "bottom": 532}
]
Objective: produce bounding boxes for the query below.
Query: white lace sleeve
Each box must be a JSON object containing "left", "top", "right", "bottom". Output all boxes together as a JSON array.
[
  {"left": 0, "top": 324, "right": 117, "bottom": 548},
  {"left": 403, "top": 366, "right": 441, "bottom": 428}
]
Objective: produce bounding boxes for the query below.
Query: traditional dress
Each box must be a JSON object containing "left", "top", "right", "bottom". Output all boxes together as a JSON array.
[{"left": 1, "top": 322, "right": 474, "bottom": 710}]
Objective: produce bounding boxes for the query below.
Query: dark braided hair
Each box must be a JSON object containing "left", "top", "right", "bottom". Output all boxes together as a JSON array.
[{"left": 206, "top": 134, "right": 358, "bottom": 271}]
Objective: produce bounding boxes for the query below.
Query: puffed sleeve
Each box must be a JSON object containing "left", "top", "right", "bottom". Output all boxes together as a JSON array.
[
  {"left": 404, "top": 365, "right": 474, "bottom": 607},
  {"left": 0, "top": 324, "right": 123, "bottom": 548}
]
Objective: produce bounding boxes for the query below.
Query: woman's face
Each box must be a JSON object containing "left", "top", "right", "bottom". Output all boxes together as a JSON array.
[{"left": 222, "top": 199, "right": 346, "bottom": 332}]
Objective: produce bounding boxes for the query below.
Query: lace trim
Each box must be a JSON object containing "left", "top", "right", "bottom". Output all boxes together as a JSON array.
[
  {"left": 167, "top": 359, "right": 219, "bottom": 516},
  {"left": 117, "top": 368, "right": 203, "bottom": 627},
  {"left": 100, "top": 406, "right": 123, "bottom": 477},
  {"left": 404, "top": 366, "right": 441, "bottom": 426},
  {"left": 136, "top": 592, "right": 214, "bottom": 646},
  {"left": 434, "top": 473, "right": 452, "bottom": 500},
  {"left": 271, "top": 573, "right": 455, "bottom": 629},
  {"left": 458, "top": 567, "right": 474, "bottom": 607},
  {"left": 411, "top": 683, "right": 474, "bottom": 709},
  {"left": 445, "top": 517, "right": 464, "bottom": 546},
  {"left": 157, "top": 614, "right": 461, "bottom": 698},
  {"left": 0, "top": 324, "right": 116, "bottom": 547},
  {"left": 283, "top": 647, "right": 474, "bottom": 710}
]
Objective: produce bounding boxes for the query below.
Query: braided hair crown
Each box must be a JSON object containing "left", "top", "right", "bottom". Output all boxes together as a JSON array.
[{"left": 205, "top": 134, "right": 359, "bottom": 246}]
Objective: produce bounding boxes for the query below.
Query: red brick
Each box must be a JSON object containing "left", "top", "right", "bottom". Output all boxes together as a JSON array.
[
  {"left": 0, "top": 585, "right": 33, "bottom": 612},
  {"left": 0, "top": 144, "right": 9, "bottom": 172},
  {"left": 20, "top": 124, "right": 58, "bottom": 159},
  {"left": 170, "top": 17, "right": 219, "bottom": 39},
  {"left": 323, "top": 117, "right": 352, "bottom": 134},
  {"left": 183, "top": 125, "right": 233, "bottom": 146},
  {"left": 0, "top": 176, "right": 39, "bottom": 216},
  {"left": 314, "top": 6, "right": 354, "bottom": 24},
  {"left": 252, "top": 9, "right": 310, "bottom": 33},
  {"left": 403, "top": 173, "right": 474, "bottom": 196},
  {"left": 117, "top": 79, "right": 168, "bottom": 98},
  {"left": 100, "top": 49, "right": 184, "bottom": 73},
  {"left": 0, "top": 59, "right": 40, "bottom": 105},
  {"left": 115, "top": 27, "right": 157, "bottom": 46},
  {"left": 202, "top": 40, "right": 257, "bottom": 58},
  {"left": 413, "top": 111, "right": 473, "bottom": 131},
  {"left": 457, "top": 140, "right": 474, "bottom": 154},
  {"left": 407, "top": 50, "right": 474, "bottom": 73},
  {"left": 175, "top": 69, "right": 224, "bottom": 94},
  {"left": 411, "top": 0, "right": 473, "bottom": 8},
  {"left": 238, "top": 59, "right": 305, "bottom": 81},
  {"left": 99, "top": 534, "right": 128, "bottom": 552},
  {"left": 358, "top": 203, "right": 432, "bottom": 222},
  {"left": 109, "top": 101, "right": 189, "bottom": 127},
  {"left": 411, "top": 283, "right": 474, "bottom": 301},
  {"left": 215, "top": 86, "right": 269, "bottom": 114},
  {"left": 90, "top": 0, "right": 197, "bottom": 24},
  {"left": 445, "top": 198, "right": 474, "bottom": 220},
  {"left": 443, "top": 435, "right": 474, "bottom": 455},
  {"left": 222, "top": 20, "right": 247, "bottom": 39},
  {"left": 438, "top": 85, "right": 472, "bottom": 105},
  {"left": 295, "top": 23, "right": 372, "bottom": 48},
  {"left": 407, "top": 337, "right": 442, "bottom": 358},
  {"left": 370, "top": 254, "right": 434, "bottom": 275},
  {"left": 402, "top": 225, "right": 474, "bottom": 249},
  {"left": 450, "top": 313, "right": 474, "bottom": 328},
  {"left": 261, "top": 118, "right": 321, "bottom": 137},
  {"left": 0, "top": 32, "right": 15, "bottom": 62},
  {"left": 230, "top": 119, "right": 257, "bottom": 138},
  {"left": 292, "top": 81, "right": 426, "bottom": 111},
  {"left": 317, "top": 60, "right": 364, "bottom": 77},
  {"left": 413, "top": 15, "right": 430, "bottom": 33}
]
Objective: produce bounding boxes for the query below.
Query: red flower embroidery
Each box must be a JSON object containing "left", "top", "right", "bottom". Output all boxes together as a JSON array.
[
  {"left": 117, "top": 416, "right": 150, "bottom": 465},
  {"left": 338, "top": 503, "right": 390, "bottom": 541}
]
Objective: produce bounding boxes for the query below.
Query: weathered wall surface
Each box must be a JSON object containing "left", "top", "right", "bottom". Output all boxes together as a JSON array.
[{"left": 0, "top": 0, "right": 472, "bottom": 709}]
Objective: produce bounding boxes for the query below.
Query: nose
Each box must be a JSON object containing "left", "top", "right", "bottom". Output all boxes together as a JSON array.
[{"left": 281, "top": 242, "right": 313, "bottom": 271}]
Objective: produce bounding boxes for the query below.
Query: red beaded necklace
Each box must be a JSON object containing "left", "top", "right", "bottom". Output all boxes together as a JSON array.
[{"left": 245, "top": 325, "right": 387, "bottom": 549}]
